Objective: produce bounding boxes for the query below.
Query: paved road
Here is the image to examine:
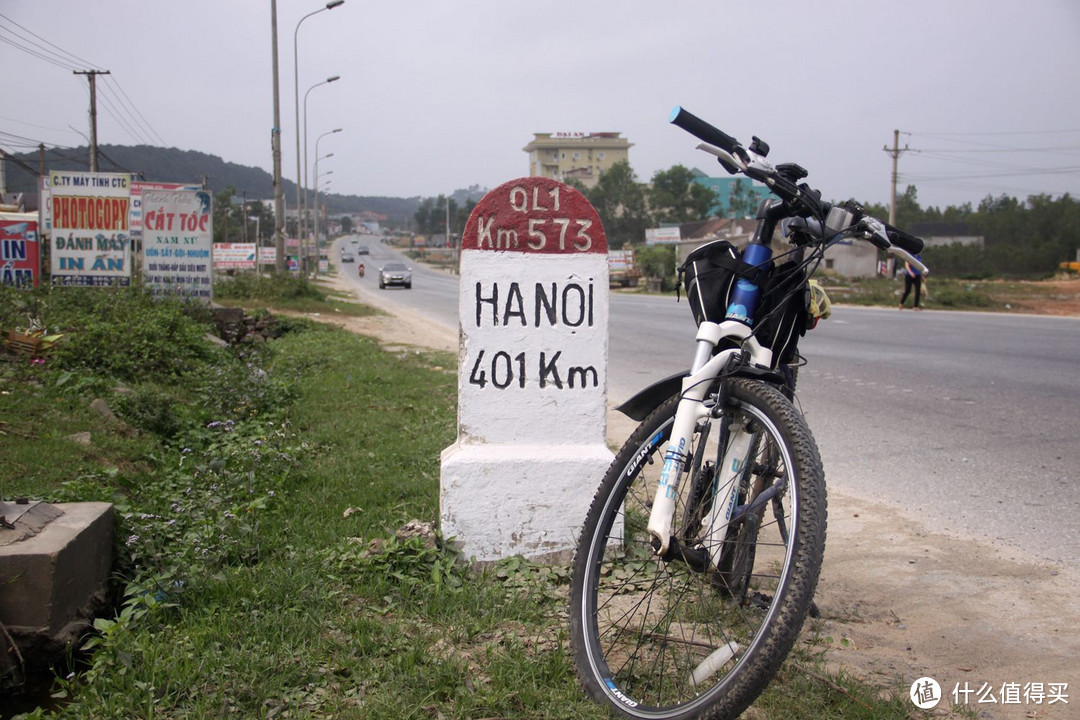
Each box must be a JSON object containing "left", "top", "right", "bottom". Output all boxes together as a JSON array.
[{"left": 334, "top": 235, "right": 1080, "bottom": 567}]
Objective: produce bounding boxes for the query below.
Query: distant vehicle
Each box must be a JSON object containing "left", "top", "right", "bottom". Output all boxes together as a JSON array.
[
  {"left": 608, "top": 248, "right": 643, "bottom": 288},
  {"left": 341, "top": 252, "right": 356, "bottom": 263},
  {"left": 356, "top": 245, "right": 370, "bottom": 255},
  {"left": 378, "top": 262, "right": 412, "bottom": 289}
]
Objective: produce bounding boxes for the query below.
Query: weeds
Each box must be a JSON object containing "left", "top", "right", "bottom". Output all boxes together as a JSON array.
[
  {"left": 3, "top": 280, "right": 921, "bottom": 719},
  {"left": 212, "top": 272, "right": 326, "bottom": 303}
]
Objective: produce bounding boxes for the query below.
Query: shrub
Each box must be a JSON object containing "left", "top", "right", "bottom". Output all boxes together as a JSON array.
[
  {"left": 46, "top": 286, "right": 215, "bottom": 382},
  {"left": 213, "top": 272, "right": 325, "bottom": 303},
  {"left": 111, "top": 383, "right": 185, "bottom": 439}
]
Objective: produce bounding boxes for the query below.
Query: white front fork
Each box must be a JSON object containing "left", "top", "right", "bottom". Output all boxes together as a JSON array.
[
  {"left": 703, "top": 424, "right": 754, "bottom": 567},
  {"left": 646, "top": 321, "right": 771, "bottom": 557}
]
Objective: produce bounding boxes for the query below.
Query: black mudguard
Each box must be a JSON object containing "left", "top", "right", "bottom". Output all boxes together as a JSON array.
[
  {"left": 615, "top": 372, "right": 687, "bottom": 422},
  {"left": 614, "top": 366, "right": 787, "bottom": 422}
]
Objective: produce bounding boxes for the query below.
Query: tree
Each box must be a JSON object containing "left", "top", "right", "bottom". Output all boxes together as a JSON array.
[
  {"left": 413, "top": 195, "right": 459, "bottom": 237},
  {"left": 635, "top": 244, "right": 678, "bottom": 290},
  {"left": 727, "top": 179, "right": 761, "bottom": 219},
  {"left": 894, "top": 185, "right": 924, "bottom": 230},
  {"left": 212, "top": 187, "right": 237, "bottom": 244},
  {"left": 649, "top": 165, "right": 715, "bottom": 223},
  {"left": 211, "top": 187, "right": 274, "bottom": 245},
  {"left": 247, "top": 200, "right": 274, "bottom": 244},
  {"left": 585, "top": 161, "right": 651, "bottom": 246}
]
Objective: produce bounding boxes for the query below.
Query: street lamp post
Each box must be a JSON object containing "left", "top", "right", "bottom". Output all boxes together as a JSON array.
[
  {"left": 293, "top": 0, "right": 344, "bottom": 274},
  {"left": 302, "top": 76, "right": 339, "bottom": 259},
  {"left": 313, "top": 152, "right": 334, "bottom": 249},
  {"left": 316, "top": 175, "right": 334, "bottom": 246},
  {"left": 311, "top": 127, "right": 339, "bottom": 263},
  {"left": 316, "top": 180, "right": 333, "bottom": 246}
]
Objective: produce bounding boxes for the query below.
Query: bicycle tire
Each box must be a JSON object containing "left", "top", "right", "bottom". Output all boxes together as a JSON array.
[{"left": 569, "top": 378, "right": 826, "bottom": 720}]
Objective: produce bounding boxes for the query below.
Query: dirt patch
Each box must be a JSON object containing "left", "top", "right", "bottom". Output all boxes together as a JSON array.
[
  {"left": 299, "top": 273, "right": 457, "bottom": 354},
  {"left": 815, "top": 495, "right": 1079, "bottom": 719},
  {"left": 314, "top": 271, "right": 1079, "bottom": 719},
  {"left": 968, "top": 276, "right": 1080, "bottom": 317}
]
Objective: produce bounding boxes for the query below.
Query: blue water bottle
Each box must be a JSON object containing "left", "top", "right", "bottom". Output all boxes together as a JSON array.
[{"left": 725, "top": 243, "right": 773, "bottom": 326}]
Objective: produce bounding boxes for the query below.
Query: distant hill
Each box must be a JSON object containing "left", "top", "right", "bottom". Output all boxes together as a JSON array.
[{"left": 3, "top": 145, "right": 477, "bottom": 228}]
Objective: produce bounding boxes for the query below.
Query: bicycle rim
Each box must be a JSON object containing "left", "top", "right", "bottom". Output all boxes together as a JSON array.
[{"left": 571, "top": 380, "right": 825, "bottom": 719}]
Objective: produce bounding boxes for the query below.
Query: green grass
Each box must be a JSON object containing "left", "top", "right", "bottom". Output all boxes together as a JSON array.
[
  {"left": 212, "top": 271, "right": 379, "bottom": 316},
  {"left": 1, "top": 281, "right": 927, "bottom": 719},
  {"left": 815, "top": 276, "right": 996, "bottom": 311},
  {"left": 625, "top": 272, "right": 1080, "bottom": 315}
]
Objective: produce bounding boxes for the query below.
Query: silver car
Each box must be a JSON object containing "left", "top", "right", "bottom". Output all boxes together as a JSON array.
[{"left": 378, "top": 262, "right": 412, "bottom": 289}]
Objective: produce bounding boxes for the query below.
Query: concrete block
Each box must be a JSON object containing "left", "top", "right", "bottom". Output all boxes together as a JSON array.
[
  {"left": 440, "top": 443, "right": 612, "bottom": 563},
  {"left": 0, "top": 502, "right": 114, "bottom": 636}
]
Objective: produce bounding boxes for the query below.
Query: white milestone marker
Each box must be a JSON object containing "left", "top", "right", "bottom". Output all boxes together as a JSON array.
[{"left": 440, "top": 177, "right": 614, "bottom": 562}]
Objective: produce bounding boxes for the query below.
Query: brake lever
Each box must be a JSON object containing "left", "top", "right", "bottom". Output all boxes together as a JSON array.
[
  {"left": 889, "top": 246, "right": 929, "bottom": 275},
  {"left": 694, "top": 142, "right": 745, "bottom": 174},
  {"left": 857, "top": 217, "right": 891, "bottom": 250},
  {"left": 857, "top": 217, "right": 930, "bottom": 274}
]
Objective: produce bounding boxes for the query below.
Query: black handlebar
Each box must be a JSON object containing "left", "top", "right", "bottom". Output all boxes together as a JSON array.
[
  {"left": 884, "top": 223, "right": 925, "bottom": 254},
  {"left": 669, "top": 106, "right": 742, "bottom": 156},
  {"left": 671, "top": 106, "right": 927, "bottom": 256}
]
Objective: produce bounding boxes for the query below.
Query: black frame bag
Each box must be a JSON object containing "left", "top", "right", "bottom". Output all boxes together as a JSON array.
[{"left": 679, "top": 240, "right": 810, "bottom": 369}]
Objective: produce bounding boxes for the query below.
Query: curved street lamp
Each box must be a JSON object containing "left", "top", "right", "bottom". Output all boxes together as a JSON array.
[
  {"left": 293, "top": 0, "right": 345, "bottom": 268},
  {"left": 313, "top": 130, "right": 341, "bottom": 255},
  {"left": 301, "top": 75, "right": 339, "bottom": 271}
]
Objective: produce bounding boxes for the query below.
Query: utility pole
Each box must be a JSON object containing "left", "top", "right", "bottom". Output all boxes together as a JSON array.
[
  {"left": 241, "top": 191, "right": 249, "bottom": 244},
  {"left": 270, "top": 0, "right": 287, "bottom": 273},
  {"left": 883, "top": 129, "right": 909, "bottom": 226},
  {"left": 74, "top": 70, "right": 110, "bottom": 172}
]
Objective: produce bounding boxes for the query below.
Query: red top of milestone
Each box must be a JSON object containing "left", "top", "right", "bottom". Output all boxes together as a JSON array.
[{"left": 461, "top": 177, "right": 607, "bottom": 254}]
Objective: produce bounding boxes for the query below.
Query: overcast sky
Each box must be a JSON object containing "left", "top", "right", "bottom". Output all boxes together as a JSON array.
[{"left": 3, "top": 0, "right": 1079, "bottom": 211}]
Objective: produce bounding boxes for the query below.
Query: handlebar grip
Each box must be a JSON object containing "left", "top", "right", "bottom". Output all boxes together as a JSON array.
[
  {"left": 884, "top": 223, "right": 925, "bottom": 254},
  {"left": 669, "top": 106, "right": 740, "bottom": 155}
]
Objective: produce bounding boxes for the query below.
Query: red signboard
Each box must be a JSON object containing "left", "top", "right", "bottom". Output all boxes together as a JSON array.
[
  {"left": 462, "top": 177, "right": 607, "bottom": 255},
  {"left": 0, "top": 218, "right": 40, "bottom": 287}
]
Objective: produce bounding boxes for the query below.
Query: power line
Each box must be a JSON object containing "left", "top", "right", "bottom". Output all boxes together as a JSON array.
[
  {"left": 0, "top": 114, "right": 79, "bottom": 140},
  {"left": 0, "top": 29, "right": 75, "bottom": 70},
  {"left": 0, "top": 12, "right": 165, "bottom": 148},
  {"left": 0, "top": 146, "right": 42, "bottom": 177},
  {"left": 888, "top": 128, "right": 1078, "bottom": 203},
  {"left": 101, "top": 75, "right": 166, "bottom": 146},
  {"left": 906, "top": 129, "right": 1080, "bottom": 138},
  {"left": 903, "top": 167, "right": 1080, "bottom": 182},
  {"left": 0, "top": 11, "right": 99, "bottom": 70},
  {"left": 0, "top": 129, "right": 44, "bottom": 149},
  {"left": 911, "top": 146, "right": 1080, "bottom": 154},
  {"left": 910, "top": 150, "right": 1080, "bottom": 174},
  {"left": 74, "top": 69, "right": 109, "bottom": 171},
  {"left": 96, "top": 87, "right": 152, "bottom": 145}
]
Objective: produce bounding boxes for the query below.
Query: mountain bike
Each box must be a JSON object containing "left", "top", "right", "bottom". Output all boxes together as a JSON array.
[{"left": 568, "top": 107, "right": 927, "bottom": 720}]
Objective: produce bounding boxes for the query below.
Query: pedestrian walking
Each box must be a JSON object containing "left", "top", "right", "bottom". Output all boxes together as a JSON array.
[{"left": 899, "top": 256, "right": 925, "bottom": 310}]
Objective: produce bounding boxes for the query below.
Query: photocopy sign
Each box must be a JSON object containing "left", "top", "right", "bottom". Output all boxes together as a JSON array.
[
  {"left": 440, "top": 177, "right": 614, "bottom": 562},
  {"left": 49, "top": 171, "right": 131, "bottom": 286}
]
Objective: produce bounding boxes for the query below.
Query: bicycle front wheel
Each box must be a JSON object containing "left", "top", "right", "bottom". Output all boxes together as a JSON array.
[{"left": 569, "top": 378, "right": 826, "bottom": 720}]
